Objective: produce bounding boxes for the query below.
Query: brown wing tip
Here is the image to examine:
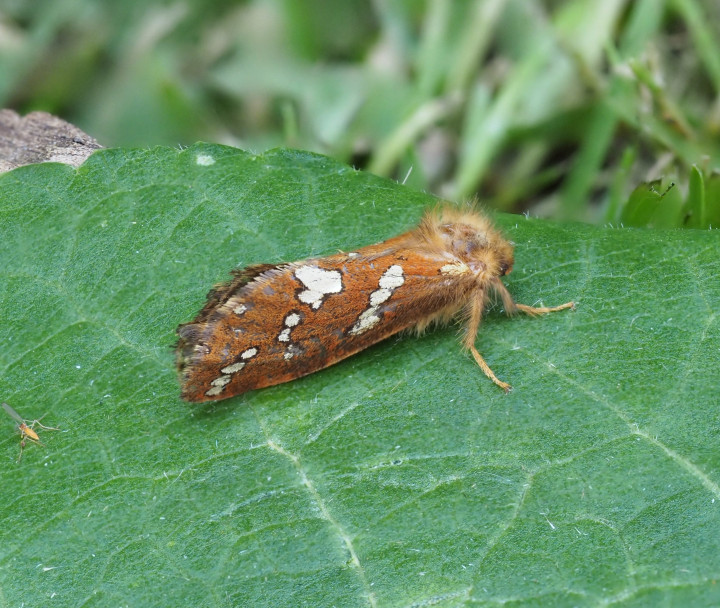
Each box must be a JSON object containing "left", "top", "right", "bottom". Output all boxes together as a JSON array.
[{"left": 175, "top": 321, "right": 211, "bottom": 401}]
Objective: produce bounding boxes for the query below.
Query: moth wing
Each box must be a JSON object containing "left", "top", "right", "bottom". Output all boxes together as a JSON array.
[
  {"left": 178, "top": 251, "right": 474, "bottom": 401},
  {"left": 186, "top": 263, "right": 281, "bottom": 324}
]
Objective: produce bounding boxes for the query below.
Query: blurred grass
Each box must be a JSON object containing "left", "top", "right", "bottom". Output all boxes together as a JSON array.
[{"left": 1, "top": 0, "right": 719, "bottom": 226}]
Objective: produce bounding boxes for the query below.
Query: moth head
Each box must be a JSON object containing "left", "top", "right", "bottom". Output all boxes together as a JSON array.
[
  {"left": 498, "top": 259, "right": 513, "bottom": 276},
  {"left": 436, "top": 221, "right": 515, "bottom": 278},
  {"left": 486, "top": 238, "right": 514, "bottom": 278}
]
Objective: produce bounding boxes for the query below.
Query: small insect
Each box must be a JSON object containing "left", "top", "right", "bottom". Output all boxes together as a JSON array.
[
  {"left": 177, "top": 206, "right": 574, "bottom": 402},
  {"left": 2, "top": 402, "right": 59, "bottom": 461}
]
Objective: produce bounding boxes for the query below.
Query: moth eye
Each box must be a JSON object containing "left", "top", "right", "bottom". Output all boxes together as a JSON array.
[
  {"left": 499, "top": 262, "right": 513, "bottom": 276},
  {"left": 463, "top": 239, "right": 480, "bottom": 254}
]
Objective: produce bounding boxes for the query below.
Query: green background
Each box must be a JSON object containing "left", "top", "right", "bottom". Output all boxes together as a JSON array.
[
  {"left": 3, "top": 0, "right": 720, "bottom": 224},
  {"left": 0, "top": 145, "right": 718, "bottom": 606}
]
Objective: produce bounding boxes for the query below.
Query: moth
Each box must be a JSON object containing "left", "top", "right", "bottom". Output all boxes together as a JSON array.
[
  {"left": 2, "top": 402, "right": 59, "bottom": 461},
  {"left": 176, "top": 206, "right": 574, "bottom": 402}
]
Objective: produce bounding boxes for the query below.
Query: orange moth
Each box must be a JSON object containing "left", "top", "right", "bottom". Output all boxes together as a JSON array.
[
  {"left": 176, "top": 206, "right": 574, "bottom": 402},
  {"left": 2, "top": 402, "right": 59, "bottom": 461}
]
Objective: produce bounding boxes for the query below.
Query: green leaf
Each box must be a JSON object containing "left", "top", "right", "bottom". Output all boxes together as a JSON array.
[
  {"left": 1, "top": 144, "right": 718, "bottom": 607},
  {"left": 685, "top": 166, "right": 720, "bottom": 230},
  {"left": 705, "top": 171, "right": 720, "bottom": 229},
  {"left": 620, "top": 178, "right": 684, "bottom": 228},
  {"left": 684, "top": 164, "right": 705, "bottom": 228}
]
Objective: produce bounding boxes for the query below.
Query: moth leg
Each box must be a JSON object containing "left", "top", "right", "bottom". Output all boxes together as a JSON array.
[
  {"left": 470, "top": 347, "right": 511, "bottom": 393},
  {"left": 464, "top": 292, "right": 512, "bottom": 393},
  {"left": 493, "top": 280, "right": 574, "bottom": 317},
  {"left": 515, "top": 301, "right": 575, "bottom": 316}
]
